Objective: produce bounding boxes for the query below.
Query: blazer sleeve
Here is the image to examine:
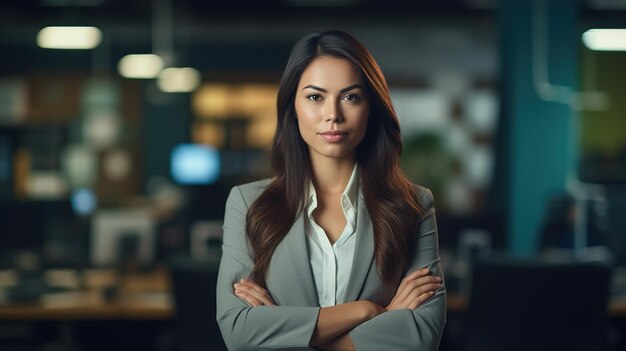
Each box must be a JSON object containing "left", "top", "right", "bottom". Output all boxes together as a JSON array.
[
  {"left": 348, "top": 187, "right": 447, "bottom": 351},
  {"left": 216, "top": 186, "right": 321, "bottom": 351}
]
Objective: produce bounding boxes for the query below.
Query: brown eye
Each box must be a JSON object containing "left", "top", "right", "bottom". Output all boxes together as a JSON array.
[
  {"left": 306, "top": 94, "right": 322, "bottom": 101},
  {"left": 342, "top": 94, "right": 360, "bottom": 102}
]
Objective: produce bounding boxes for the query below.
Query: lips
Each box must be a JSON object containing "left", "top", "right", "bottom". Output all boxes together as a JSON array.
[
  {"left": 318, "top": 130, "right": 348, "bottom": 136},
  {"left": 318, "top": 130, "right": 348, "bottom": 142}
]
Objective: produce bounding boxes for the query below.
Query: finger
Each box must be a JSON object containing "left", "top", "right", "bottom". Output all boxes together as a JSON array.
[
  {"left": 404, "top": 283, "right": 442, "bottom": 304},
  {"left": 404, "top": 275, "right": 441, "bottom": 295},
  {"left": 256, "top": 295, "right": 275, "bottom": 306},
  {"left": 408, "top": 291, "right": 435, "bottom": 309},
  {"left": 396, "top": 275, "right": 441, "bottom": 304},
  {"left": 240, "top": 280, "right": 274, "bottom": 305},
  {"left": 234, "top": 289, "right": 263, "bottom": 307},
  {"left": 399, "top": 268, "right": 430, "bottom": 291},
  {"left": 388, "top": 285, "right": 438, "bottom": 311},
  {"left": 397, "top": 281, "right": 442, "bottom": 308},
  {"left": 395, "top": 269, "right": 429, "bottom": 300},
  {"left": 235, "top": 279, "right": 274, "bottom": 306},
  {"left": 410, "top": 282, "right": 442, "bottom": 296},
  {"left": 235, "top": 282, "right": 275, "bottom": 306}
]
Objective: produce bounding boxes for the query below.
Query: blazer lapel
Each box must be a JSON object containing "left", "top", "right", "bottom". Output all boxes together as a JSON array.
[
  {"left": 283, "top": 211, "right": 320, "bottom": 306},
  {"left": 343, "top": 191, "right": 375, "bottom": 302}
]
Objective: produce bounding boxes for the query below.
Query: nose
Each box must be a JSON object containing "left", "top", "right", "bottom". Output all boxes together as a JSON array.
[{"left": 323, "top": 101, "right": 342, "bottom": 123}]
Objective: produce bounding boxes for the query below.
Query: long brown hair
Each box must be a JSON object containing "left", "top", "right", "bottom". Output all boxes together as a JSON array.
[{"left": 246, "top": 29, "right": 424, "bottom": 287}]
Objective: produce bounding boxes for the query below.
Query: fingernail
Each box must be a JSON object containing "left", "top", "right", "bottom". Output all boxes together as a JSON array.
[
  {"left": 234, "top": 283, "right": 240, "bottom": 288},
  {"left": 422, "top": 268, "right": 429, "bottom": 273},
  {"left": 435, "top": 277, "right": 442, "bottom": 282},
  {"left": 240, "top": 278, "right": 246, "bottom": 283}
]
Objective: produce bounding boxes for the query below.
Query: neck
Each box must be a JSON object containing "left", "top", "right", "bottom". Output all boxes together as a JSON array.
[{"left": 309, "top": 153, "right": 356, "bottom": 195}]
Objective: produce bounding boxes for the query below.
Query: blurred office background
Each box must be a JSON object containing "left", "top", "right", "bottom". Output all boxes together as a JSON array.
[{"left": 0, "top": 0, "right": 625, "bottom": 350}]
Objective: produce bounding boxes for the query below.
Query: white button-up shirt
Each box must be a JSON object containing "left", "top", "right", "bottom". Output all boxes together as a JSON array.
[{"left": 305, "top": 166, "right": 359, "bottom": 307}]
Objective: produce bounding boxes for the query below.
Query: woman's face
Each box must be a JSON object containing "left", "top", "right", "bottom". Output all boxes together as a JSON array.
[{"left": 294, "top": 56, "right": 370, "bottom": 163}]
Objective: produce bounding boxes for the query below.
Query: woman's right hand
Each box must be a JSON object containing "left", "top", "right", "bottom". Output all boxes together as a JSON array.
[
  {"left": 234, "top": 278, "right": 276, "bottom": 307},
  {"left": 386, "top": 268, "right": 442, "bottom": 311}
]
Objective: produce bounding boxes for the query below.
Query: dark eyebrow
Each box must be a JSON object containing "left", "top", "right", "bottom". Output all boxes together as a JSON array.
[{"left": 302, "top": 84, "right": 364, "bottom": 94}]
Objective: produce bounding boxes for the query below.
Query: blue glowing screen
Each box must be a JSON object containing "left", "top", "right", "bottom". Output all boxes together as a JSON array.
[
  {"left": 171, "top": 144, "right": 220, "bottom": 184},
  {"left": 71, "top": 188, "right": 97, "bottom": 215}
]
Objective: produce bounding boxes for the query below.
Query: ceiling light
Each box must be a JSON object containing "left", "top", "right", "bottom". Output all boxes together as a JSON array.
[
  {"left": 582, "top": 29, "right": 626, "bottom": 51},
  {"left": 157, "top": 67, "right": 201, "bottom": 93},
  {"left": 37, "top": 26, "right": 102, "bottom": 49},
  {"left": 117, "top": 54, "right": 164, "bottom": 79}
]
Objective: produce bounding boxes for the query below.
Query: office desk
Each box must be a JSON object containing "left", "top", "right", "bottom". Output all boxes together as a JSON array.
[
  {"left": 0, "top": 293, "right": 173, "bottom": 320},
  {"left": 2, "top": 267, "right": 625, "bottom": 321},
  {"left": 0, "top": 268, "right": 173, "bottom": 321},
  {"left": 5, "top": 292, "right": 625, "bottom": 320}
]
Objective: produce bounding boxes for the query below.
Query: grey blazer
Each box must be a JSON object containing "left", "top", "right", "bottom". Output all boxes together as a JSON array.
[{"left": 216, "top": 179, "right": 446, "bottom": 351}]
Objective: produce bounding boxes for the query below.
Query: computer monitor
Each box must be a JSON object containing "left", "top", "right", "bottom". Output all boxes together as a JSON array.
[
  {"left": 170, "top": 144, "right": 220, "bottom": 185},
  {"left": 190, "top": 220, "right": 223, "bottom": 261},
  {"left": 90, "top": 209, "right": 155, "bottom": 268}
]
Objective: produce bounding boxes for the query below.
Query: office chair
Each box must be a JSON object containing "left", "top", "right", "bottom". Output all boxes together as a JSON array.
[
  {"left": 464, "top": 257, "right": 611, "bottom": 351},
  {"left": 168, "top": 256, "right": 226, "bottom": 351}
]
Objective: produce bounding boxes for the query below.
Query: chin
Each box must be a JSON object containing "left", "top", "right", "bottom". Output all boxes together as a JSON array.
[{"left": 315, "top": 147, "right": 355, "bottom": 160}]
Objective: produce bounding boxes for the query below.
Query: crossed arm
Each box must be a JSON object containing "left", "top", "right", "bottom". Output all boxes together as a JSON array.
[
  {"left": 234, "top": 268, "right": 442, "bottom": 350},
  {"left": 216, "top": 184, "right": 446, "bottom": 350}
]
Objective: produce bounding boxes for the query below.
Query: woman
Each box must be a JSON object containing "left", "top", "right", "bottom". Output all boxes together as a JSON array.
[{"left": 216, "top": 29, "right": 446, "bottom": 351}]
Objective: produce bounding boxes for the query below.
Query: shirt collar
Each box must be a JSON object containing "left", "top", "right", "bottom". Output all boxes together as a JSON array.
[
  {"left": 308, "top": 164, "right": 359, "bottom": 213},
  {"left": 342, "top": 164, "right": 359, "bottom": 210}
]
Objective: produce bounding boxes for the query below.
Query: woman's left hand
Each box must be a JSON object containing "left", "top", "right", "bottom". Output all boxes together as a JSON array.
[
  {"left": 386, "top": 268, "right": 441, "bottom": 311},
  {"left": 233, "top": 278, "right": 276, "bottom": 307}
]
